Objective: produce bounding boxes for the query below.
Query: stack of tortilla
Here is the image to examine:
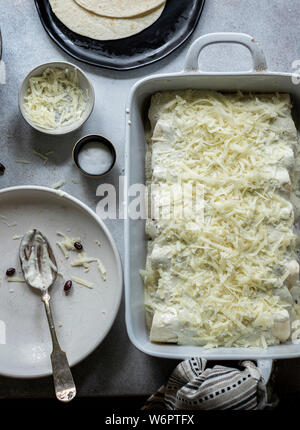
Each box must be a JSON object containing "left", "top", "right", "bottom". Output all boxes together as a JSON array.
[{"left": 49, "top": 0, "right": 166, "bottom": 41}]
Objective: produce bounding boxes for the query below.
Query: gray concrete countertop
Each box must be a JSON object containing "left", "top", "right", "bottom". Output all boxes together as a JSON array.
[{"left": 0, "top": 0, "right": 300, "bottom": 399}]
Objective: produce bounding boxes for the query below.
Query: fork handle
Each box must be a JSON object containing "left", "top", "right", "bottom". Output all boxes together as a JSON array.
[{"left": 42, "top": 293, "right": 76, "bottom": 402}]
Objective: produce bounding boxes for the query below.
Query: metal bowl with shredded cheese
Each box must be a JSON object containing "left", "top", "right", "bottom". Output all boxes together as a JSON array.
[
  {"left": 19, "top": 61, "right": 94, "bottom": 135},
  {"left": 143, "top": 90, "right": 300, "bottom": 349}
]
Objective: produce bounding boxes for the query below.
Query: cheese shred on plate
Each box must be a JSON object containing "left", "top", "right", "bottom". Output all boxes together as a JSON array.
[
  {"left": 23, "top": 67, "right": 87, "bottom": 130},
  {"left": 143, "top": 90, "right": 300, "bottom": 348}
]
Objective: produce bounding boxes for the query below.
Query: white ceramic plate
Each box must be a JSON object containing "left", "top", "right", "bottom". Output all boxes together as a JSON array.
[{"left": 0, "top": 186, "right": 122, "bottom": 378}]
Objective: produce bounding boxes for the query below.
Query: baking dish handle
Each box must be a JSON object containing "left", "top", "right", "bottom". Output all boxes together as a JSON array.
[
  {"left": 184, "top": 32, "right": 268, "bottom": 73},
  {"left": 256, "top": 358, "right": 273, "bottom": 384}
]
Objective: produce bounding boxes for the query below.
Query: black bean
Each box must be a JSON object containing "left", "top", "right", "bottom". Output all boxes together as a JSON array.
[
  {"left": 0, "top": 163, "right": 5, "bottom": 175},
  {"left": 64, "top": 280, "right": 72, "bottom": 293},
  {"left": 74, "top": 242, "right": 83, "bottom": 251},
  {"left": 6, "top": 268, "right": 16, "bottom": 277}
]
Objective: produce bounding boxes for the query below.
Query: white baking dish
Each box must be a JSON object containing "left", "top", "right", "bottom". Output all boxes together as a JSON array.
[{"left": 124, "top": 33, "right": 300, "bottom": 382}]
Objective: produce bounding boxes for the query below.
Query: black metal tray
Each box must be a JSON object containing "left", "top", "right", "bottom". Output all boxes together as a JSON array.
[{"left": 34, "top": 0, "right": 205, "bottom": 70}]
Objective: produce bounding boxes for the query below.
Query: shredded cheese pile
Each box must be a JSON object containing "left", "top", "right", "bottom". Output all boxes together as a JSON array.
[
  {"left": 143, "top": 90, "right": 300, "bottom": 348},
  {"left": 56, "top": 232, "right": 107, "bottom": 282},
  {"left": 23, "top": 67, "right": 87, "bottom": 130}
]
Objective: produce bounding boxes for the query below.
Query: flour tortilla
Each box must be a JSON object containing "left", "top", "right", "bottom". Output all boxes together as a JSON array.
[
  {"left": 75, "top": 0, "right": 166, "bottom": 18},
  {"left": 49, "top": 0, "right": 165, "bottom": 41}
]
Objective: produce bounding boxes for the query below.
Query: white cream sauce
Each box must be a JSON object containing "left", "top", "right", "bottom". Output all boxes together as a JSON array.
[{"left": 20, "top": 230, "right": 58, "bottom": 291}]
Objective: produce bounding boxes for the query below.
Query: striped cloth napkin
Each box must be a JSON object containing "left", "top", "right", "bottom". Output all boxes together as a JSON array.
[{"left": 143, "top": 358, "right": 275, "bottom": 410}]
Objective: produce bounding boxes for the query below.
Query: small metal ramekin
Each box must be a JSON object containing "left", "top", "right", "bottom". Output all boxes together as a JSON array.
[{"left": 72, "top": 134, "right": 116, "bottom": 178}]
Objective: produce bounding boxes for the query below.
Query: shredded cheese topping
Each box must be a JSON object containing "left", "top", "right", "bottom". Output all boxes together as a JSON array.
[{"left": 143, "top": 90, "right": 300, "bottom": 348}]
